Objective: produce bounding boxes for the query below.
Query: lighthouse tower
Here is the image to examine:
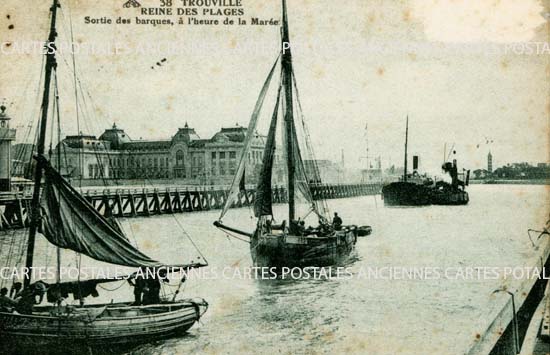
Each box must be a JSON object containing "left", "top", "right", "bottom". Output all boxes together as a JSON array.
[{"left": 0, "top": 105, "right": 16, "bottom": 191}]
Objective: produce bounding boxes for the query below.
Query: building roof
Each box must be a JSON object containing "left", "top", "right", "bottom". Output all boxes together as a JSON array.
[
  {"left": 59, "top": 123, "right": 265, "bottom": 153},
  {"left": 62, "top": 135, "right": 101, "bottom": 149},
  {"left": 188, "top": 139, "right": 210, "bottom": 148},
  {"left": 216, "top": 126, "right": 248, "bottom": 142},
  {"left": 172, "top": 123, "right": 201, "bottom": 142},
  {"left": 99, "top": 123, "right": 132, "bottom": 149}
]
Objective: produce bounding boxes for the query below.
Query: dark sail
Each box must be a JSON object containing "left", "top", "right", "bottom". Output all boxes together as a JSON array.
[
  {"left": 40, "top": 160, "right": 160, "bottom": 268},
  {"left": 219, "top": 56, "right": 280, "bottom": 219},
  {"left": 254, "top": 85, "right": 282, "bottom": 217},
  {"left": 289, "top": 127, "right": 315, "bottom": 206}
]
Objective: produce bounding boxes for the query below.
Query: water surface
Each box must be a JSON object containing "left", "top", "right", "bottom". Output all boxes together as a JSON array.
[{"left": 1, "top": 184, "right": 548, "bottom": 354}]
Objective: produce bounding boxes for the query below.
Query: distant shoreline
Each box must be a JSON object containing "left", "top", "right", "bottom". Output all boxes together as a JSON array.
[{"left": 470, "top": 179, "right": 550, "bottom": 185}]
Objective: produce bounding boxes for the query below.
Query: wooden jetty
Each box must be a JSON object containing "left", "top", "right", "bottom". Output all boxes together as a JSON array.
[{"left": 0, "top": 182, "right": 382, "bottom": 230}]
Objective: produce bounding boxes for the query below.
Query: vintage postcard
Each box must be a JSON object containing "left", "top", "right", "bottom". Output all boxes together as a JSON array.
[{"left": 0, "top": 0, "right": 549, "bottom": 354}]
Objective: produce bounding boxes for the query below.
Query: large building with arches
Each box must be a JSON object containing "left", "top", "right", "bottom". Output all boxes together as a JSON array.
[{"left": 52, "top": 123, "right": 283, "bottom": 186}]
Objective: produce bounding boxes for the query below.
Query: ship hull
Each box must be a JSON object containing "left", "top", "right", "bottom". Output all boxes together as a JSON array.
[
  {"left": 0, "top": 299, "right": 207, "bottom": 353},
  {"left": 250, "top": 228, "right": 357, "bottom": 269},
  {"left": 382, "top": 182, "right": 431, "bottom": 206},
  {"left": 430, "top": 190, "right": 469, "bottom": 205}
]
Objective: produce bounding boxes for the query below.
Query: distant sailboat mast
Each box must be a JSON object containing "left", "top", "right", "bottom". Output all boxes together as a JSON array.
[
  {"left": 24, "top": 0, "right": 60, "bottom": 289},
  {"left": 282, "top": 0, "right": 296, "bottom": 221},
  {"left": 403, "top": 115, "right": 409, "bottom": 183}
]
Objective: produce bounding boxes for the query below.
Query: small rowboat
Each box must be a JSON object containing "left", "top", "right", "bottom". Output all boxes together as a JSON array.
[
  {"left": 0, "top": 300, "right": 207, "bottom": 350},
  {"left": 357, "top": 225, "right": 372, "bottom": 237}
]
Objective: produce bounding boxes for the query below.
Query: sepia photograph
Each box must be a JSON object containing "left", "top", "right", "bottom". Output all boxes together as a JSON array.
[{"left": 0, "top": 0, "right": 549, "bottom": 354}]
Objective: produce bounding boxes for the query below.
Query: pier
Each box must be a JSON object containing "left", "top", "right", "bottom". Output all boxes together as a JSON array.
[
  {"left": 466, "top": 228, "right": 550, "bottom": 355},
  {"left": 0, "top": 182, "right": 382, "bottom": 230}
]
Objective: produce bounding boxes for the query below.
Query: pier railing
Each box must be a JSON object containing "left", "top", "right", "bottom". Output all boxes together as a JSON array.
[
  {"left": 465, "top": 229, "right": 550, "bottom": 355},
  {"left": 0, "top": 182, "right": 382, "bottom": 230}
]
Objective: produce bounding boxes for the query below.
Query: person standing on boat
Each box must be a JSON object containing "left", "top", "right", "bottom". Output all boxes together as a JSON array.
[
  {"left": 332, "top": 212, "right": 343, "bottom": 231},
  {"left": 14, "top": 282, "right": 46, "bottom": 315},
  {"left": 128, "top": 272, "right": 147, "bottom": 306},
  {"left": 297, "top": 220, "right": 306, "bottom": 236},
  {"left": 0, "top": 287, "right": 16, "bottom": 311},
  {"left": 142, "top": 277, "right": 161, "bottom": 305},
  {"left": 9, "top": 282, "right": 22, "bottom": 299}
]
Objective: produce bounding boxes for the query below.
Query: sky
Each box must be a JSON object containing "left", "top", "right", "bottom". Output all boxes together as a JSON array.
[{"left": 0, "top": 0, "right": 549, "bottom": 176}]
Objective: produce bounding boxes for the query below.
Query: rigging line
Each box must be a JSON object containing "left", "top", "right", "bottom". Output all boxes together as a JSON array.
[
  {"left": 124, "top": 218, "right": 140, "bottom": 249},
  {"left": 14, "top": 232, "right": 28, "bottom": 272},
  {"left": 8, "top": 58, "right": 38, "bottom": 166},
  {"left": 171, "top": 215, "right": 209, "bottom": 265},
  {"left": 54, "top": 69, "right": 70, "bottom": 184},
  {"left": 113, "top": 146, "right": 207, "bottom": 263},
  {"left": 72, "top": 79, "right": 112, "bottom": 185},
  {"left": 3, "top": 233, "right": 15, "bottom": 280},
  {"left": 89, "top": 143, "right": 108, "bottom": 185},
  {"left": 55, "top": 57, "right": 98, "bottom": 142},
  {"left": 1, "top": 231, "right": 18, "bottom": 289},
  {"left": 53, "top": 71, "right": 64, "bottom": 165},
  {"left": 51, "top": 91, "right": 65, "bottom": 283},
  {"left": 12, "top": 55, "right": 46, "bottom": 176},
  {"left": 12, "top": 58, "right": 37, "bottom": 120},
  {"left": 49, "top": 73, "right": 58, "bottom": 160},
  {"left": 70, "top": 72, "right": 117, "bottom": 185},
  {"left": 74, "top": 67, "right": 116, "bottom": 134},
  {"left": 66, "top": 5, "right": 84, "bottom": 184},
  {"left": 74, "top": 78, "right": 120, "bottom": 186},
  {"left": 98, "top": 280, "right": 126, "bottom": 292},
  {"left": 291, "top": 69, "right": 330, "bottom": 218}
]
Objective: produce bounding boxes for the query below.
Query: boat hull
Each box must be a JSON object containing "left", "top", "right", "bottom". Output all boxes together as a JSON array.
[
  {"left": 0, "top": 299, "right": 207, "bottom": 352},
  {"left": 251, "top": 228, "right": 357, "bottom": 269},
  {"left": 382, "top": 181, "right": 431, "bottom": 206},
  {"left": 430, "top": 190, "right": 469, "bottom": 205}
]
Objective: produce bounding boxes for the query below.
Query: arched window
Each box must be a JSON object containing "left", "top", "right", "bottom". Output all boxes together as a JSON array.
[{"left": 176, "top": 150, "right": 185, "bottom": 167}]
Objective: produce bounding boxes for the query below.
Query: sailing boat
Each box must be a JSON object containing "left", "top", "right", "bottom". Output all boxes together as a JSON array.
[
  {"left": 0, "top": 0, "right": 207, "bottom": 349},
  {"left": 214, "top": 0, "right": 361, "bottom": 269},
  {"left": 381, "top": 116, "right": 433, "bottom": 206}
]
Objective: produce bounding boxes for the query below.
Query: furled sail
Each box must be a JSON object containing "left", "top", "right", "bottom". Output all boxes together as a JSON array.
[
  {"left": 39, "top": 159, "right": 160, "bottom": 268},
  {"left": 254, "top": 84, "right": 282, "bottom": 217},
  {"left": 282, "top": 77, "right": 327, "bottom": 220},
  {"left": 288, "top": 118, "right": 315, "bottom": 207},
  {"left": 219, "top": 55, "right": 280, "bottom": 219}
]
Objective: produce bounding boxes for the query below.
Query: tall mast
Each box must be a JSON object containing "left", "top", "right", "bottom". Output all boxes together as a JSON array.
[
  {"left": 403, "top": 115, "right": 408, "bottom": 182},
  {"left": 24, "top": 0, "right": 60, "bottom": 289},
  {"left": 281, "top": 0, "right": 295, "bottom": 221},
  {"left": 365, "top": 123, "right": 369, "bottom": 169}
]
